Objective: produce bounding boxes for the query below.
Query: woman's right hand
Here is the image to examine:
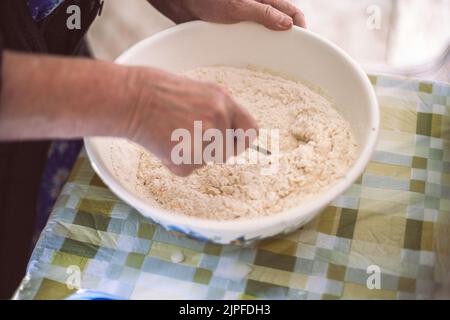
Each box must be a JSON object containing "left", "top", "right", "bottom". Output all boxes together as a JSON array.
[
  {"left": 122, "top": 67, "right": 258, "bottom": 176},
  {"left": 0, "top": 51, "right": 256, "bottom": 177}
]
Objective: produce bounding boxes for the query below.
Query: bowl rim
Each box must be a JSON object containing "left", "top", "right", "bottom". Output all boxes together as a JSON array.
[{"left": 84, "top": 20, "right": 380, "bottom": 234}]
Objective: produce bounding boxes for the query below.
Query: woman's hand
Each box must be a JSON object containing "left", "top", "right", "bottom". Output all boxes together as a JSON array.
[
  {"left": 0, "top": 51, "right": 257, "bottom": 177},
  {"left": 123, "top": 67, "right": 258, "bottom": 177},
  {"left": 150, "top": 0, "right": 306, "bottom": 30}
]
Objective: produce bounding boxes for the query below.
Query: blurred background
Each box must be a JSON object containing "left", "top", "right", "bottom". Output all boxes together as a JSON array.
[{"left": 88, "top": 0, "right": 450, "bottom": 82}]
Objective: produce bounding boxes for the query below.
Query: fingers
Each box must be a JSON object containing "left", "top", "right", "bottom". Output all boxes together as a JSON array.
[
  {"left": 232, "top": 0, "right": 306, "bottom": 30},
  {"left": 230, "top": 101, "right": 259, "bottom": 155},
  {"left": 163, "top": 157, "right": 201, "bottom": 177},
  {"left": 234, "top": 0, "right": 293, "bottom": 30},
  {"left": 230, "top": 103, "right": 258, "bottom": 136},
  {"left": 258, "top": 0, "right": 306, "bottom": 28},
  {"left": 159, "top": 83, "right": 259, "bottom": 177},
  {"left": 167, "top": 164, "right": 199, "bottom": 177}
]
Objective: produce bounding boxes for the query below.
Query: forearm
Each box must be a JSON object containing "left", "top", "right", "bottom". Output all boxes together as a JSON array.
[{"left": 0, "top": 50, "right": 134, "bottom": 141}]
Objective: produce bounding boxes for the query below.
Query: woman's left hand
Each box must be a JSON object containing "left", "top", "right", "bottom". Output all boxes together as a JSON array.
[{"left": 149, "top": 0, "right": 306, "bottom": 30}]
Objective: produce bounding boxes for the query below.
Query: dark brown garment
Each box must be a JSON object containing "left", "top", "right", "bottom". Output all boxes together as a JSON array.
[{"left": 0, "top": 0, "right": 102, "bottom": 298}]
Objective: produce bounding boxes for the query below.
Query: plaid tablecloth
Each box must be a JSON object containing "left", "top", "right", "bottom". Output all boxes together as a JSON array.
[{"left": 15, "top": 75, "right": 450, "bottom": 300}]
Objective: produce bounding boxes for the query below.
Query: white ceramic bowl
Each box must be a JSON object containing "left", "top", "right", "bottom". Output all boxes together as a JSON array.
[{"left": 85, "top": 21, "right": 379, "bottom": 244}]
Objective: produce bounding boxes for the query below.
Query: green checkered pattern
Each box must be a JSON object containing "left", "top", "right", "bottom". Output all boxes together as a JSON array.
[{"left": 15, "top": 75, "right": 450, "bottom": 300}]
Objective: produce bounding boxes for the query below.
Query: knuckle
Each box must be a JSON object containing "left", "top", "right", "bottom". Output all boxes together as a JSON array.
[
  {"left": 261, "top": 0, "right": 277, "bottom": 6},
  {"left": 229, "top": 0, "right": 245, "bottom": 11},
  {"left": 209, "top": 84, "right": 228, "bottom": 102},
  {"left": 262, "top": 4, "right": 273, "bottom": 19},
  {"left": 212, "top": 102, "right": 229, "bottom": 124},
  {"left": 204, "top": 84, "right": 231, "bottom": 127},
  {"left": 212, "top": 82, "right": 227, "bottom": 93}
]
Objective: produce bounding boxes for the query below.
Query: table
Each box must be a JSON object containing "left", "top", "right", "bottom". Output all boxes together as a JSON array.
[{"left": 15, "top": 75, "right": 450, "bottom": 300}]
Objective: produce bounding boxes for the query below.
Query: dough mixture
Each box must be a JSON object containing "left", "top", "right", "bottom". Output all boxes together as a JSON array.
[{"left": 111, "top": 66, "right": 357, "bottom": 220}]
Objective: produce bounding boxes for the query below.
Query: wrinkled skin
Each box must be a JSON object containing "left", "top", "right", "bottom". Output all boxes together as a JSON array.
[
  {"left": 150, "top": 0, "right": 306, "bottom": 29},
  {"left": 124, "top": 67, "right": 258, "bottom": 176}
]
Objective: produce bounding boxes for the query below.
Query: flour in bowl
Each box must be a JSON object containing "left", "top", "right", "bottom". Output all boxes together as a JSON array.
[{"left": 111, "top": 66, "right": 357, "bottom": 220}]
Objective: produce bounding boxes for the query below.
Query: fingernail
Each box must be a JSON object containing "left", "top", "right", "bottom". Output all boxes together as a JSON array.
[{"left": 278, "top": 16, "right": 293, "bottom": 28}]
